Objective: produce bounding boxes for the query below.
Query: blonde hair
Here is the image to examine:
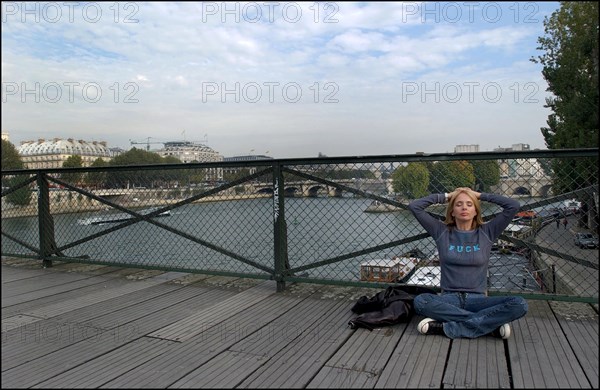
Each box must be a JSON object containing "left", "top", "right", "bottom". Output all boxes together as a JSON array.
[{"left": 444, "top": 189, "right": 483, "bottom": 229}]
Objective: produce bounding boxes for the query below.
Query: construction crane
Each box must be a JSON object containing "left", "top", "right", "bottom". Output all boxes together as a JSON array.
[{"left": 129, "top": 137, "right": 164, "bottom": 151}]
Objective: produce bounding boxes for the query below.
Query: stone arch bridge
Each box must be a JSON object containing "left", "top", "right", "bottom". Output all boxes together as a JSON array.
[
  {"left": 251, "top": 179, "right": 392, "bottom": 197},
  {"left": 90, "top": 176, "right": 550, "bottom": 201},
  {"left": 491, "top": 176, "right": 553, "bottom": 197}
]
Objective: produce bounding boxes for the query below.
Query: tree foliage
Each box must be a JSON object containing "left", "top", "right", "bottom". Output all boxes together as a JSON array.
[
  {"left": 63, "top": 155, "right": 84, "bottom": 168},
  {"left": 1, "top": 139, "right": 32, "bottom": 206},
  {"left": 224, "top": 168, "right": 251, "bottom": 182},
  {"left": 110, "top": 148, "right": 164, "bottom": 166},
  {"left": 107, "top": 148, "right": 183, "bottom": 188},
  {"left": 391, "top": 162, "right": 429, "bottom": 199},
  {"left": 428, "top": 161, "right": 475, "bottom": 193},
  {"left": 61, "top": 154, "right": 84, "bottom": 185},
  {"left": 85, "top": 158, "right": 109, "bottom": 188},
  {"left": 392, "top": 160, "right": 481, "bottom": 197},
  {"left": 532, "top": 1, "right": 599, "bottom": 194},
  {"left": 1, "top": 139, "right": 23, "bottom": 170},
  {"left": 471, "top": 160, "right": 500, "bottom": 192}
]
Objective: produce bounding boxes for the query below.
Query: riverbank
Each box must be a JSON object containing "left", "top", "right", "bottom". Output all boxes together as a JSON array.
[{"left": 1, "top": 192, "right": 272, "bottom": 219}]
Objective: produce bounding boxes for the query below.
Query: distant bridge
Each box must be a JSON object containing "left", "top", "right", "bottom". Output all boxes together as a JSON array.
[
  {"left": 248, "top": 179, "right": 392, "bottom": 197},
  {"left": 92, "top": 176, "right": 552, "bottom": 200},
  {"left": 491, "top": 175, "right": 553, "bottom": 197},
  {"left": 90, "top": 179, "right": 393, "bottom": 200}
]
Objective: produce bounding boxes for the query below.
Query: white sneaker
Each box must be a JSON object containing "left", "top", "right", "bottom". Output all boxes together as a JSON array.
[
  {"left": 417, "top": 318, "right": 445, "bottom": 335},
  {"left": 493, "top": 323, "right": 511, "bottom": 339}
]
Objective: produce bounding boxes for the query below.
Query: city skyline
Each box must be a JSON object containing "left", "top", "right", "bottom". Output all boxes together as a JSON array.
[
  {"left": 2, "top": 2, "right": 560, "bottom": 158},
  {"left": 4, "top": 132, "right": 535, "bottom": 161}
]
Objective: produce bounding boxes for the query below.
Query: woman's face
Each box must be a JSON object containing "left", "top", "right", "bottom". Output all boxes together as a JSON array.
[{"left": 452, "top": 192, "right": 477, "bottom": 224}]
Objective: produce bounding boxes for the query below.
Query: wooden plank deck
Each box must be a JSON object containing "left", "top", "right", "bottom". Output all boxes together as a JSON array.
[{"left": 2, "top": 258, "right": 598, "bottom": 389}]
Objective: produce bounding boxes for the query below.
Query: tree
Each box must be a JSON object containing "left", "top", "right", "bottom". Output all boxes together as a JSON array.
[
  {"left": 159, "top": 155, "right": 185, "bottom": 187},
  {"left": 61, "top": 155, "right": 84, "bottom": 185},
  {"left": 532, "top": 2, "right": 599, "bottom": 231},
  {"left": 110, "top": 147, "right": 164, "bottom": 166},
  {"left": 1, "top": 139, "right": 32, "bottom": 206},
  {"left": 224, "top": 168, "right": 252, "bottom": 182},
  {"left": 428, "top": 161, "right": 475, "bottom": 193},
  {"left": 108, "top": 148, "right": 181, "bottom": 188},
  {"left": 391, "top": 162, "right": 429, "bottom": 199},
  {"left": 1, "top": 139, "right": 23, "bottom": 170},
  {"left": 62, "top": 155, "right": 84, "bottom": 168},
  {"left": 471, "top": 160, "right": 500, "bottom": 192},
  {"left": 85, "top": 158, "right": 109, "bottom": 188},
  {"left": 531, "top": 1, "right": 598, "bottom": 192},
  {"left": 186, "top": 162, "right": 206, "bottom": 186}
]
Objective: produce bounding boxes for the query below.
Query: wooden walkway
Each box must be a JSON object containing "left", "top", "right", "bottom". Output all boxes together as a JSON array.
[{"left": 2, "top": 258, "right": 598, "bottom": 389}]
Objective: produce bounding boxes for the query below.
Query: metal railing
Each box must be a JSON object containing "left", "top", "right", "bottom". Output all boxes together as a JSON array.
[{"left": 2, "top": 149, "right": 598, "bottom": 302}]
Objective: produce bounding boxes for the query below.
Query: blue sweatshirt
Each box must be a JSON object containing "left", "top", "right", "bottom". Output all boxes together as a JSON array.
[{"left": 408, "top": 193, "right": 520, "bottom": 293}]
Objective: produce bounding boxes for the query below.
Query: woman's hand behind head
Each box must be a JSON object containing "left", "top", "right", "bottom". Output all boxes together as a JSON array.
[{"left": 449, "top": 187, "right": 480, "bottom": 201}]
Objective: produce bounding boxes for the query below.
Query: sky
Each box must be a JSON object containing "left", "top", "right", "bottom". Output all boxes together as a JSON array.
[{"left": 1, "top": 1, "right": 561, "bottom": 159}]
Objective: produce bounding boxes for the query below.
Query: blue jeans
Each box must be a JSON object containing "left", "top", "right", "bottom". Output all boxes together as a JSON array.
[{"left": 413, "top": 292, "right": 528, "bottom": 339}]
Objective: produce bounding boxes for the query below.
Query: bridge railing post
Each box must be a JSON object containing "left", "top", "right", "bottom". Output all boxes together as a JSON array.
[
  {"left": 273, "top": 162, "right": 289, "bottom": 292},
  {"left": 37, "top": 173, "right": 54, "bottom": 268}
]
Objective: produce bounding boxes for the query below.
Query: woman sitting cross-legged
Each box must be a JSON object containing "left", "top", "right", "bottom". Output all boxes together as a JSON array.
[{"left": 408, "top": 187, "right": 528, "bottom": 339}]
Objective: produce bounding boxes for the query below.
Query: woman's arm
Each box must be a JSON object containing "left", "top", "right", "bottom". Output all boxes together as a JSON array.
[
  {"left": 480, "top": 193, "right": 520, "bottom": 240},
  {"left": 408, "top": 193, "right": 447, "bottom": 239}
]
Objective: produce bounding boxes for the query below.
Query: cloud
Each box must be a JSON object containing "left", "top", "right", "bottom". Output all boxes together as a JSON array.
[{"left": 1, "top": 1, "right": 560, "bottom": 157}]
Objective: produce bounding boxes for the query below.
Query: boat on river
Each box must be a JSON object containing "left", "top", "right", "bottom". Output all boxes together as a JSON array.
[
  {"left": 359, "top": 256, "right": 419, "bottom": 283},
  {"left": 405, "top": 252, "right": 542, "bottom": 292},
  {"left": 364, "top": 196, "right": 406, "bottom": 213},
  {"left": 405, "top": 266, "right": 441, "bottom": 287}
]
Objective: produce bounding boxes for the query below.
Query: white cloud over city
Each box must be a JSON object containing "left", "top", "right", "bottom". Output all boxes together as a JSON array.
[{"left": 2, "top": 1, "right": 559, "bottom": 158}]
